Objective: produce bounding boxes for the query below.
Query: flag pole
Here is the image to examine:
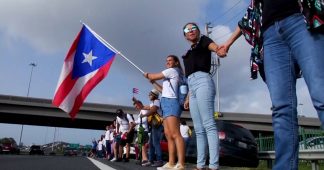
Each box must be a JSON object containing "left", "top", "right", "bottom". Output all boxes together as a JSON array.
[{"left": 81, "top": 21, "right": 145, "bottom": 74}]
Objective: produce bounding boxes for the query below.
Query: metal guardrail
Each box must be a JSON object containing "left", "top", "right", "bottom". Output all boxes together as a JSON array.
[
  {"left": 257, "top": 127, "right": 324, "bottom": 152},
  {"left": 256, "top": 128, "right": 324, "bottom": 170},
  {"left": 259, "top": 150, "right": 324, "bottom": 170}
]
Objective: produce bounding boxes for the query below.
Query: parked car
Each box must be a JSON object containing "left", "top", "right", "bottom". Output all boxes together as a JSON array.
[
  {"left": 157, "top": 120, "right": 259, "bottom": 167},
  {"left": 29, "top": 145, "right": 44, "bottom": 155},
  {"left": 160, "top": 136, "right": 168, "bottom": 153},
  {"left": 63, "top": 147, "right": 78, "bottom": 156},
  {"left": 299, "top": 136, "right": 324, "bottom": 150},
  {"left": 216, "top": 120, "right": 259, "bottom": 167},
  {"left": 2, "top": 142, "right": 20, "bottom": 154}
]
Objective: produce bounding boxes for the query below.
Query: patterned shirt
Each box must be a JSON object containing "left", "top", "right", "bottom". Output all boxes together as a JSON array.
[{"left": 238, "top": 0, "right": 265, "bottom": 80}]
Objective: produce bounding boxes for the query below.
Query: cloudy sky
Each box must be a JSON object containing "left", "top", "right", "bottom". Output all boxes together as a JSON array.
[{"left": 0, "top": 0, "right": 316, "bottom": 146}]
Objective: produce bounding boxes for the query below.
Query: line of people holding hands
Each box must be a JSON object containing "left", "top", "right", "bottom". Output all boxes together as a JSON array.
[
  {"left": 141, "top": 1, "right": 324, "bottom": 169},
  {"left": 100, "top": 1, "right": 324, "bottom": 169}
]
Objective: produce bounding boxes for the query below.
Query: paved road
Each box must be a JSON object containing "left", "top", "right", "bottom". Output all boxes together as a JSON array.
[
  {"left": 0, "top": 155, "right": 99, "bottom": 170},
  {"left": 0, "top": 154, "right": 236, "bottom": 170},
  {"left": 96, "top": 158, "right": 198, "bottom": 170},
  {"left": 95, "top": 158, "right": 235, "bottom": 170}
]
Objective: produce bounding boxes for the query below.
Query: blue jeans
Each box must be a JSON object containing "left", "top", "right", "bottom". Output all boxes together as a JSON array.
[
  {"left": 149, "top": 125, "right": 163, "bottom": 162},
  {"left": 263, "top": 13, "right": 324, "bottom": 170},
  {"left": 183, "top": 137, "right": 190, "bottom": 150},
  {"left": 105, "top": 140, "right": 111, "bottom": 157},
  {"left": 187, "top": 71, "right": 219, "bottom": 169}
]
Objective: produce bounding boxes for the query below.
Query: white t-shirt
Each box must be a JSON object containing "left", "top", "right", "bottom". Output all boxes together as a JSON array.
[
  {"left": 97, "top": 140, "right": 103, "bottom": 151},
  {"left": 116, "top": 114, "right": 134, "bottom": 133},
  {"left": 161, "top": 67, "right": 180, "bottom": 98},
  {"left": 180, "top": 124, "right": 190, "bottom": 138},
  {"left": 135, "top": 110, "right": 149, "bottom": 132},
  {"left": 104, "top": 130, "right": 110, "bottom": 140},
  {"left": 150, "top": 99, "right": 161, "bottom": 116},
  {"left": 109, "top": 129, "right": 115, "bottom": 141}
]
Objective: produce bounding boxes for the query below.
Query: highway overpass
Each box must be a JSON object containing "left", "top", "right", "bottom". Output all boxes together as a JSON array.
[{"left": 0, "top": 94, "right": 322, "bottom": 136}]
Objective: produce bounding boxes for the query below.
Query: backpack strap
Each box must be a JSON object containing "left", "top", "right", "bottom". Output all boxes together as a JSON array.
[
  {"left": 167, "top": 78, "right": 177, "bottom": 98},
  {"left": 130, "top": 114, "right": 135, "bottom": 121},
  {"left": 167, "top": 68, "right": 185, "bottom": 97},
  {"left": 125, "top": 113, "right": 135, "bottom": 122}
]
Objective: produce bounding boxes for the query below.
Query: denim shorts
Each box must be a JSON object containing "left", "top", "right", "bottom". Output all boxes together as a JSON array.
[{"left": 160, "top": 97, "right": 182, "bottom": 119}]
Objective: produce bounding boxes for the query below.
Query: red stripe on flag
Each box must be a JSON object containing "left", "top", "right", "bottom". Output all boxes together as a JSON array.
[
  {"left": 52, "top": 30, "right": 81, "bottom": 107},
  {"left": 69, "top": 56, "right": 115, "bottom": 119},
  {"left": 52, "top": 71, "right": 77, "bottom": 107}
]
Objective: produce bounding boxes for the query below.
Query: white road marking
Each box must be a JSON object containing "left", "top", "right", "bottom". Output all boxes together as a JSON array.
[{"left": 87, "top": 157, "right": 116, "bottom": 170}]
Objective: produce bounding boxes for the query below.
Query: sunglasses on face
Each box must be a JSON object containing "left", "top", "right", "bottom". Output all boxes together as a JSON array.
[{"left": 184, "top": 26, "right": 197, "bottom": 34}]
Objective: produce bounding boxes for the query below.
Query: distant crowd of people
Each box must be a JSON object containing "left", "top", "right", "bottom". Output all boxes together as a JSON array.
[{"left": 89, "top": 88, "right": 192, "bottom": 170}]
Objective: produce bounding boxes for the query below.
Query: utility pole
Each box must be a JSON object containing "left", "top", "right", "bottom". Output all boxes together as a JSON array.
[
  {"left": 44, "top": 127, "right": 49, "bottom": 145},
  {"left": 19, "top": 62, "right": 37, "bottom": 147},
  {"left": 51, "top": 127, "right": 57, "bottom": 152},
  {"left": 205, "top": 22, "right": 221, "bottom": 113}
]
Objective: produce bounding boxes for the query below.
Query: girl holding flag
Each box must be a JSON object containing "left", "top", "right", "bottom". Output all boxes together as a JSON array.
[{"left": 144, "top": 55, "right": 185, "bottom": 170}]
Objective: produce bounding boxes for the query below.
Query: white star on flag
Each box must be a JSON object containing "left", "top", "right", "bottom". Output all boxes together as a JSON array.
[{"left": 82, "top": 50, "right": 98, "bottom": 66}]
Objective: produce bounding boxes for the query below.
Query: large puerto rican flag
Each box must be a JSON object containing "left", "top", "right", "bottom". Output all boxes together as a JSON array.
[{"left": 53, "top": 24, "right": 116, "bottom": 119}]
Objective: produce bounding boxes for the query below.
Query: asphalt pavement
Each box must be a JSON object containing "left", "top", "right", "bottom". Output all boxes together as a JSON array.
[
  {"left": 95, "top": 158, "right": 234, "bottom": 170},
  {"left": 0, "top": 155, "right": 100, "bottom": 170},
  {"left": 0, "top": 154, "right": 235, "bottom": 170},
  {"left": 96, "top": 158, "right": 198, "bottom": 170}
]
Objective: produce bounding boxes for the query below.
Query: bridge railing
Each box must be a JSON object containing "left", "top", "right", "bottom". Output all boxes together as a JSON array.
[
  {"left": 256, "top": 127, "right": 324, "bottom": 151},
  {"left": 258, "top": 150, "right": 324, "bottom": 170},
  {"left": 256, "top": 127, "right": 324, "bottom": 170}
]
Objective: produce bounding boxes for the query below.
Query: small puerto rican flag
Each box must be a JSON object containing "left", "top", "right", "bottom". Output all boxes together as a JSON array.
[{"left": 133, "top": 87, "right": 139, "bottom": 94}]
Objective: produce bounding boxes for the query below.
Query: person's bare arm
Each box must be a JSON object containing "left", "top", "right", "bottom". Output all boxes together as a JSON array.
[
  {"left": 144, "top": 72, "right": 165, "bottom": 81},
  {"left": 141, "top": 105, "right": 159, "bottom": 117},
  {"left": 218, "top": 26, "right": 242, "bottom": 54},
  {"left": 151, "top": 80, "right": 162, "bottom": 93}
]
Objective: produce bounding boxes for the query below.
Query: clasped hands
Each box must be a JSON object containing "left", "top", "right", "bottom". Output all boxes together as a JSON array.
[{"left": 216, "top": 44, "right": 230, "bottom": 58}]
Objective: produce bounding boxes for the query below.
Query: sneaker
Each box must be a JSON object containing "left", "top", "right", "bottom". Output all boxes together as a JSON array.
[
  {"left": 172, "top": 163, "right": 185, "bottom": 170},
  {"left": 123, "top": 158, "right": 129, "bottom": 162},
  {"left": 151, "top": 160, "right": 164, "bottom": 167},
  {"left": 156, "top": 162, "right": 175, "bottom": 170},
  {"left": 141, "top": 160, "right": 152, "bottom": 167},
  {"left": 110, "top": 157, "right": 117, "bottom": 162},
  {"left": 110, "top": 157, "right": 122, "bottom": 162}
]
